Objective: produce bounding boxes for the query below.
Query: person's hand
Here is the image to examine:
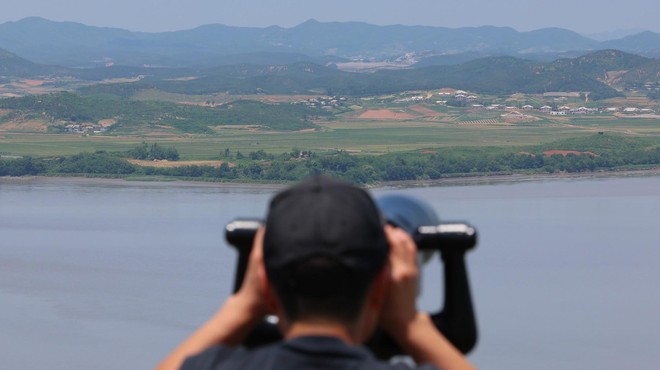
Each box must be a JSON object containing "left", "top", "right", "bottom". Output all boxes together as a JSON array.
[
  {"left": 379, "top": 224, "right": 420, "bottom": 337},
  {"left": 378, "top": 225, "right": 478, "bottom": 370},
  {"left": 234, "top": 226, "right": 271, "bottom": 320}
]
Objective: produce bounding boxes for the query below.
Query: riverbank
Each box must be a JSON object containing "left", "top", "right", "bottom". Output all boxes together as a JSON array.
[
  {"left": 3, "top": 167, "right": 660, "bottom": 190},
  {"left": 373, "top": 167, "right": 660, "bottom": 189},
  {"left": 0, "top": 175, "right": 287, "bottom": 190}
]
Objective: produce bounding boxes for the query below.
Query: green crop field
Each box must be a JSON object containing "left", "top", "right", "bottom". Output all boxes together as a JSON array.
[{"left": 4, "top": 116, "right": 655, "bottom": 160}]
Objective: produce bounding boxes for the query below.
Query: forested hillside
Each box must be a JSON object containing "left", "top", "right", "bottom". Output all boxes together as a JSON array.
[
  {"left": 0, "top": 92, "right": 327, "bottom": 133},
  {"left": 75, "top": 50, "right": 656, "bottom": 99},
  {"left": 3, "top": 41, "right": 660, "bottom": 99}
]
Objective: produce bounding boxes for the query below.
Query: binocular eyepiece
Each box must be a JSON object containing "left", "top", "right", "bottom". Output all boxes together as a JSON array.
[{"left": 225, "top": 194, "right": 479, "bottom": 357}]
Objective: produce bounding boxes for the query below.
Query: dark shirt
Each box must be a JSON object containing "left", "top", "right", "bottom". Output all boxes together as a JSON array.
[{"left": 181, "top": 336, "right": 438, "bottom": 370}]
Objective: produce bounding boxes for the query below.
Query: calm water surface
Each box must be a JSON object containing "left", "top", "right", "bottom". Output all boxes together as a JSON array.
[{"left": 1, "top": 176, "right": 659, "bottom": 370}]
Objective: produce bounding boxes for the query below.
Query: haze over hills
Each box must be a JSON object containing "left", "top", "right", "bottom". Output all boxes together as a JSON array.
[
  {"left": 3, "top": 45, "right": 658, "bottom": 101},
  {"left": 1, "top": 17, "right": 660, "bottom": 68},
  {"left": 602, "top": 31, "right": 660, "bottom": 55},
  {"left": 0, "top": 48, "right": 63, "bottom": 76},
  {"left": 586, "top": 28, "right": 647, "bottom": 42}
]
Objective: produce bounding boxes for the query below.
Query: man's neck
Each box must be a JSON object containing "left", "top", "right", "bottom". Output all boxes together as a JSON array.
[{"left": 284, "top": 320, "right": 359, "bottom": 345}]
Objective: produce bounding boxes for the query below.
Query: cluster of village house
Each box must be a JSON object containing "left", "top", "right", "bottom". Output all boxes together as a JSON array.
[
  {"left": 299, "top": 96, "right": 347, "bottom": 109},
  {"left": 311, "top": 90, "right": 657, "bottom": 115},
  {"left": 63, "top": 122, "right": 109, "bottom": 134},
  {"left": 434, "top": 90, "right": 657, "bottom": 115},
  {"left": 536, "top": 105, "right": 656, "bottom": 115}
]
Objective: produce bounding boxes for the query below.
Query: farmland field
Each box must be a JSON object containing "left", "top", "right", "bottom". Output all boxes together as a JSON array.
[
  {"left": 3, "top": 112, "right": 659, "bottom": 160},
  {"left": 1, "top": 91, "right": 660, "bottom": 161}
]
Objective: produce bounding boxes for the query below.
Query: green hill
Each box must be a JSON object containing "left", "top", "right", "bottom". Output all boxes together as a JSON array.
[
  {"left": 3, "top": 45, "right": 659, "bottom": 101},
  {"left": 78, "top": 50, "right": 656, "bottom": 100},
  {"left": 0, "top": 92, "right": 326, "bottom": 133},
  {"left": 0, "top": 48, "right": 68, "bottom": 77}
]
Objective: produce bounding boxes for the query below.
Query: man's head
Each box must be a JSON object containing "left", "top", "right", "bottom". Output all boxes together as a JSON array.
[{"left": 263, "top": 175, "right": 388, "bottom": 325}]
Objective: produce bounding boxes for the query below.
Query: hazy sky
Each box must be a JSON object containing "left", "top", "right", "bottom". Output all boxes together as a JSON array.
[{"left": 1, "top": 0, "right": 658, "bottom": 35}]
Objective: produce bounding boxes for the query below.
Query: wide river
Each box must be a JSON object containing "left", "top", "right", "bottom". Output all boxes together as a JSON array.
[{"left": 1, "top": 175, "right": 659, "bottom": 370}]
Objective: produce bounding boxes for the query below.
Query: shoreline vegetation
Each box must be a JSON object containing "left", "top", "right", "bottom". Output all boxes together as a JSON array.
[
  {"left": 2, "top": 167, "right": 660, "bottom": 190},
  {"left": 3, "top": 133, "right": 660, "bottom": 186}
]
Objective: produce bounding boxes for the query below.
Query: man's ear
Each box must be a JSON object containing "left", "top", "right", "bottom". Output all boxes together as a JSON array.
[
  {"left": 355, "top": 264, "right": 390, "bottom": 343},
  {"left": 259, "top": 268, "right": 291, "bottom": 333},
  {"left": 259, "top": 265, "right": 281, "bottom": 315},
  {"left": 368, "top": 263, "right": 391, "bottom": 310}
]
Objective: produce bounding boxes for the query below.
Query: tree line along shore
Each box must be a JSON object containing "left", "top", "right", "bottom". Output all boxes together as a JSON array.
[{"left": 2, "top": 134, "right": 660, "bottom": 185}]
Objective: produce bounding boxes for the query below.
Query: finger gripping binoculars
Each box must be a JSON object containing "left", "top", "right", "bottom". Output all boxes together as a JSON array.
[{"left": 225, "top": 194, "right": 479, "bottom": 358}]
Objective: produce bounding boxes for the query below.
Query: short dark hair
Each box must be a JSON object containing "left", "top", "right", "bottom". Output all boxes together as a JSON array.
[{"left": 271, "top": 255, "right": 376, "bottom": 324}]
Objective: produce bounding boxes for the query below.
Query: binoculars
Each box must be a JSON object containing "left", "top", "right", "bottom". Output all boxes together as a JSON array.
[{"left": 225, "top": 194, "right": 479, "bottom": 358}]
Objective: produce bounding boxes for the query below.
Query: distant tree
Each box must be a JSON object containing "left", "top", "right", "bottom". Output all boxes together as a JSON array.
[
  {"left": 249, "top": 150, "right": 271, "bottom": 160},
  {"left": 128, "top": 142, "right": 179, "bottom": 161},
  {"left": 54, "top": 152, "right": 136, "bottom": 174},
  {"left": 0, "top": 157, "right": 46, "bottom": 176},
  {"left": 128, "top": 142, "right": 149, "bottom": 160}
]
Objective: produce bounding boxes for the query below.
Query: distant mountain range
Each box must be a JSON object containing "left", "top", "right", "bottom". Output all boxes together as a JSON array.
[
  {"left": 2, "top": 17, "right": 660, "bottom": 101},
  {"left": 1, "top": 17, "right": 660, "bottom": 68}
]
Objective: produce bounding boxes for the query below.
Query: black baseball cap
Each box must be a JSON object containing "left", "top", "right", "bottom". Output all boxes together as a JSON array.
[{"left": 263, "top": 175, "right": 388, "bottom": 282}]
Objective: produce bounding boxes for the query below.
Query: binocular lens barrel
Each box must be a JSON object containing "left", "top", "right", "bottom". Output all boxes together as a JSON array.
[
  {"left": 225, "top": 219, "right": 477, "bottom": 252},
  {"left": 415, "top": 223, "right": 477, "bottom": 251}
]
